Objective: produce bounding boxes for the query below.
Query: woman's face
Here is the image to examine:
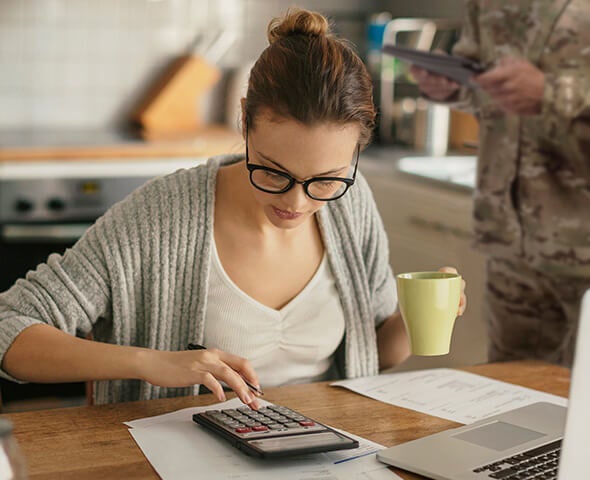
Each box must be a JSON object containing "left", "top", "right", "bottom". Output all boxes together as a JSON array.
[{"left": 246, "top": 116, "right": 360, "bottom": 230}]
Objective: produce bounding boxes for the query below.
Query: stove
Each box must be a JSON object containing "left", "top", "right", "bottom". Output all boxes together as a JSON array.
[{"left": 0, "top": 157, "right": 206, "bottom": 228}]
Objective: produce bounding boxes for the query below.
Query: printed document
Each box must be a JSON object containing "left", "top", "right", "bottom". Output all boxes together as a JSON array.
[
  {"left": 332, "top": 368, "right": 567, "bottom": 424},
  {"left": 125, "top": 397, "right": 401, "bottom": 480}
]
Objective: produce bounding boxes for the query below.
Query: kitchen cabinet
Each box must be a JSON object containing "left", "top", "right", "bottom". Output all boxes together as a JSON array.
[{"left": 362, "top": 158, "right": 488, "bottom": 372}]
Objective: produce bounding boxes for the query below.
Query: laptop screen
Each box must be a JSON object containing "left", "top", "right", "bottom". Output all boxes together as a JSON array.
[{"left": 557, "top": 289, "right": 590, "bottom": 478}]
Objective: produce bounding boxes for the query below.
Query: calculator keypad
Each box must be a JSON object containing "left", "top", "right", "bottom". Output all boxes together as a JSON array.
[{"left": 200, "top": 405, "right": 325, "bottom": 439}]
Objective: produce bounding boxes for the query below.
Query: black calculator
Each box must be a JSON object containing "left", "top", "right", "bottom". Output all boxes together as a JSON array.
[{"left": 193, "top": 404, "right": 359, "bottom": 458}]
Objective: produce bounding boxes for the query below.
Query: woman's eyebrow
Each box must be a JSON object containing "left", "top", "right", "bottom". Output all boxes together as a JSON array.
[{"left": 256, "top": 150, "right": 348, "bottom": 177}]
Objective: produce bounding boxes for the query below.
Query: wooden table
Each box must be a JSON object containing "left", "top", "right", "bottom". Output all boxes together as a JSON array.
[{"left": 3, "top": 361, "right": 570, "bottom": 480}]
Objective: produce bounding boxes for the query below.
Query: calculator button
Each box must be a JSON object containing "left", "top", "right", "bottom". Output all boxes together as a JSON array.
[
  {"left": 252, "top": 426, "right": 269, "bottom": 432},
  {"left": 235, "top": 427, "right": 252, "bottom": 433},
  {"left": 299, "top": 421, "right": 316, "bottom": 427},
  {"left": 289, "top": 415, "right": 305, "bottom": 421}
]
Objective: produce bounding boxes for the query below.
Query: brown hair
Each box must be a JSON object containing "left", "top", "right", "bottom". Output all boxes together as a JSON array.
[{"left": 245, "top": 8, "right": 376, "bottom": 148}]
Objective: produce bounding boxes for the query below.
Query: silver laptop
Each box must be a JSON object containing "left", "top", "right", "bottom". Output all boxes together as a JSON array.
[{"left": 377, "top": 289, "right": 590, "bottom": 479}]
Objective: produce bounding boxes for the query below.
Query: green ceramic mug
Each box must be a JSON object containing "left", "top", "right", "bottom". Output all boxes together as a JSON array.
[{"left": 396, "top": 271, "right": 462, "bottom": 356}]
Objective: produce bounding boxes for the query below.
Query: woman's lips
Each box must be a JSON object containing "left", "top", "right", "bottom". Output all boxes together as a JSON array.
[{"left": 272, "top": 206, "right": 302, "bottom": 220}]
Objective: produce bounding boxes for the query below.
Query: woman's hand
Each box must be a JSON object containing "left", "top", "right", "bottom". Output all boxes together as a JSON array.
[
  {"left": 439, "top": 266, "right": 467, "bottom": 316},
  {"left": 136, "top": 348, "right": 261, "bottom": 409},
  {"left": 410, "top": 65, "right": 461, "bottom": 101}
]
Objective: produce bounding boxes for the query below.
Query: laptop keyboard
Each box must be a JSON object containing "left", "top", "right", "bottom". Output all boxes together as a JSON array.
[{"left": 472, "top": 439, "right": 561, "bottom": 479}]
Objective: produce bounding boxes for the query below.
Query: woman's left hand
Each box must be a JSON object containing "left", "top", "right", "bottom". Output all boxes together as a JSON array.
[{"left": 439, "top": 266, "right": 467, "bottom": 316}]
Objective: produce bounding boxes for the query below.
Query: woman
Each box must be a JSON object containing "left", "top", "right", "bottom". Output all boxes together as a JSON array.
[{"left": 0, "top": 9, "right": 466, "bottom": 409}]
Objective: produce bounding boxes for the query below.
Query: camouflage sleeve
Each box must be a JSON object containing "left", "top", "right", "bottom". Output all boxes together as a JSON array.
[
  {"left": 440, "top": 0, "right": 481, "bottom": 113},
  {"left": 451, "top": 0, "right": 480, "bottom": 63},
  {"left": 542, "top": 72, "right": 590, "bottom": 121},
  {"left": 543, "top": 71, "right": 590, "bottom": 165}
]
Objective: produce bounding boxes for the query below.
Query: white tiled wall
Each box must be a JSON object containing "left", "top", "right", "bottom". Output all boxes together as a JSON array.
[{"left": 0, "top": 0, "right": 376, "bottom": 130}]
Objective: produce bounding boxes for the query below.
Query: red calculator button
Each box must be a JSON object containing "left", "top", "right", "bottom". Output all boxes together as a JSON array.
[
  {"left": 299, "top": 421, "right": 315, "bottom": 427},
  {"left": 252, "top": 426, "right": 269, "bottom": 431},
  {"left": 235, "top": 427, "right": 252, "bottom": 433}
]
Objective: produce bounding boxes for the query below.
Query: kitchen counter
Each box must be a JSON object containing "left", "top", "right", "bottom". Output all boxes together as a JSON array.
[
  {"left": 0, "top": 129, "right": 475, "bottom": 192},
  {"left": 0, "top": 125, "right": 244, "bottom": 162},
  {"left": 361, "top": 144, "right": 476, "bottom": 192}
]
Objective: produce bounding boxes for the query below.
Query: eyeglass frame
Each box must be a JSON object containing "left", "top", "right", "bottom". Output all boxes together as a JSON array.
[{"left": 245, "top": 129, "right": 360, "bottom": 202}]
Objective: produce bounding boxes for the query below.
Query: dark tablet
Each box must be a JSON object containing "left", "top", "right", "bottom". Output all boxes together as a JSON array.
[{"left": 382, "top": 44, "right": 486, "bottom": 85}]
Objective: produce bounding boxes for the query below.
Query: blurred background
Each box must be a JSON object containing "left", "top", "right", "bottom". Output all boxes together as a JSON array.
[
  {"left": 0, "top": 0, "right": 485, "bottom": 412},
  {"left": 0, "top": 0, "right": 466, "bottom": 132}
]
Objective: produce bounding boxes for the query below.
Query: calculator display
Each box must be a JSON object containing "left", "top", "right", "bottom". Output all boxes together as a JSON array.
[{"left": 249, "top": 431, "right": 354, "bottom": 453}]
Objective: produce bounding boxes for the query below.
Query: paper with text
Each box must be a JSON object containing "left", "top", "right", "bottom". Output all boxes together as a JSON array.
[
  {"left": 125, "top": 397, "right": 401, "bottom": 480},
  {"left": 331, "top": 368, "right": 567, "bottom": 424}
]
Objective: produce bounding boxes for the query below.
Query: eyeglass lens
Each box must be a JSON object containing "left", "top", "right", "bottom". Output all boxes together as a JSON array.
[{"left": 249, "top": 169, "right": 349, "bottom": 200}]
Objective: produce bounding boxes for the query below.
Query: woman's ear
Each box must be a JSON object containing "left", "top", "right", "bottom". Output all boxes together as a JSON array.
[{"left": 240, "top": 98, "right": 247, "bottom": 140}]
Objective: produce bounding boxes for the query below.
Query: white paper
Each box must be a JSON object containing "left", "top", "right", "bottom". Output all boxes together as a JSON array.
[
  {"left": 126, "top": 397, "right": 401, "bottom": 480},
  {"left": 331, "top": 368, "right": 568, "bottom": 424}
]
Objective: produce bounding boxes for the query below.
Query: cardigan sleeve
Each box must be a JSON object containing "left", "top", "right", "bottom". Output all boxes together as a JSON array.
[
  {"left": 0, "top": 173, "right": 163, "bottom": 381},
  {"left": 0, "top": 227, "right": 112, "bottom": 381},
  {"left": 355, "top": 174, "right": 398, "bottom": 327}
]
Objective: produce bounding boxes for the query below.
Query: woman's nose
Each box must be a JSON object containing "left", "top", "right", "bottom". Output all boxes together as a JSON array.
[{"left": 281, "top": 183, "right": 310, "bottom": 210}]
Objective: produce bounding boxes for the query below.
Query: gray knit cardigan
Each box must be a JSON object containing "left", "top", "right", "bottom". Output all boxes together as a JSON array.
[{"left": 0, "top": 155, "right": 397, "bottom": 405}]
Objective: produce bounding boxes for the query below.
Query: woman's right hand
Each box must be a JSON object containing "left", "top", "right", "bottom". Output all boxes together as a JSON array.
[
  {"left": 410, "top": 65, "right": 461, "bottom": 101},
  {"left": 136, "top": 348, "right": 261, "bottom": 409}
]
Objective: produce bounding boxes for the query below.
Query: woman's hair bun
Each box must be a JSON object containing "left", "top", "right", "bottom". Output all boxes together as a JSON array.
[{"left": 267, "top": 8, "right": 330, "bottom": 44}]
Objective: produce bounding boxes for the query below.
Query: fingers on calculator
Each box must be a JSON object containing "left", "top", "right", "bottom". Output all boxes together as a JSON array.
[{"left": 198, "top": 349, "right": 261, "bottom": 408}]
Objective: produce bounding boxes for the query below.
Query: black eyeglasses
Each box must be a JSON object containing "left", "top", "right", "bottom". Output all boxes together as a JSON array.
[{"left": 245, "top": 131, "right": 360, "bottom": 202}]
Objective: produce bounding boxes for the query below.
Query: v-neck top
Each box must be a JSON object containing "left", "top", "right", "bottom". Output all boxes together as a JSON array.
[{"left": 203, "top": 237, "right": 346, "bottom": 387}]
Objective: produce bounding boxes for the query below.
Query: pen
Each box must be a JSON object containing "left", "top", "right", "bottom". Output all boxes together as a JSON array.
[{"left": 187, "top": 343, "right": 264, "bottom": 396}]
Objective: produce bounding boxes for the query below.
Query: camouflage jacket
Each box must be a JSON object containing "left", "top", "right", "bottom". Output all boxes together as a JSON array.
[{"left": 451, "top": 0, "right": 590, "bottom": 276}]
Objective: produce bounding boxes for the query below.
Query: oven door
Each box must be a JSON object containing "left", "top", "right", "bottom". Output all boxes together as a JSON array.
[
  {"left": 0, "top": 222, "right": 91, "bottom": 290},
  {"left": 0, "top": 222, "right": 92, "bottom": 411}
]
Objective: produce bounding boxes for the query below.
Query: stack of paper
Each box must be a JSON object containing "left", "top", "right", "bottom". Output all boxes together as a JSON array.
[{"left": 125, "top": 397, "right": 401, "bottom": 480}]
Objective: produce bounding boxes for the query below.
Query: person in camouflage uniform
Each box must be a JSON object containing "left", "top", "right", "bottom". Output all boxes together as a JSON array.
[{"left": 411, "top": 0, "right": 590, "bottom": 366}]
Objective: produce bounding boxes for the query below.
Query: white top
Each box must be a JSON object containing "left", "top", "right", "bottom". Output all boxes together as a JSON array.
[{"left": 203, "top": 238, "right": 346, "bottom": 387}]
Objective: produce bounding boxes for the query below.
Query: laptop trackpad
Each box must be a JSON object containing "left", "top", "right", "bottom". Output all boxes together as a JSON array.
[{"left": 453, "top": 421, "right": 546, "bottom": 451}]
